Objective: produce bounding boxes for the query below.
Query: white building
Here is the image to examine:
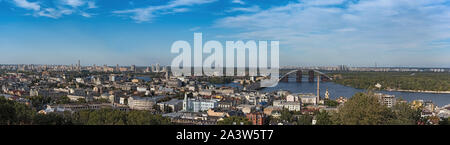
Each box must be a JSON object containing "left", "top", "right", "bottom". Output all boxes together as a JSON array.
[
  {"left": 375, "top": 93, "right": 396, "bottom": 108},
  {"left": 286, "top": 94, "right": 299, "bottom": 102},
  {"left": 136, "top": 86, "right": 148, "bottom": 92},
  {"left": 128, "top": 96, "right": 164, "bottom": 110},
  {"left": 273, "top": 100, "right": 301, "bottom": 111},
  {"left": 183, "top": 94, "right": 218, "bottom": 112},
  {"left": 299, "top": 94, "right": 317, "bottom": 105}
]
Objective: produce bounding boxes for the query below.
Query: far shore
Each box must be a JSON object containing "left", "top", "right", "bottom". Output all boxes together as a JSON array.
[{"left": 385, "top": 89, "right": 450, "bottom": 94}]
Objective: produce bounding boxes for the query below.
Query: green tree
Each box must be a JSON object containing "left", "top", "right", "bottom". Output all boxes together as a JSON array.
[
  {"left": 388, "top": 102, "right": 421, "bottom": 125},
  {"left": 27, "top": 96, "right": 53, "bottom": 109},
  {"left": 334, "top": 92, "right": 393, "bottom": 125},
  {"left": 33, "top": 113, "right": 72, "bottom": 125},
  {"left": 56, "top": 96, "right": 71, "bottom": 104},
  {"left": 127, "top": 110, "right": 151, "bottom": 125},
  {"left": 13, "top": 103, "right": 35, "bottom": 125},
  {"left": 105, "top": 109, "right": 126, "bottom": 125},
  {"left": 0, "top": 97, "right": 17, "bottom": 125},
  {"left": 297, "top": 114, "right": 313, "bottom": 125},
  {"left": 0, "top": 96, "right": 36, "bottom": 125},
  {"left": 77, "top": 98, "right": 86, "bottom": 104},
  {"left": 217, "top": 116, "right": 252, "bottom": 125},
  {"left": 315, "top": 110, "right": 333, "bottom": 125},
  {"left": 279, "top": 109, "right": 294, "bottom": 122},
  {"left": 440, "top": 117, "right": 449, "bottom": 125},
  {"left": 87, "top": 109, "right": 106, "bottom": 125},
  {"left": 324, "top": 100, "right": 339, "bottom": 107}
]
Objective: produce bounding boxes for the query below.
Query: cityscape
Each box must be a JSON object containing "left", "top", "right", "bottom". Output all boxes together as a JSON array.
[
  {"left": 1, "top": 0, "right": 450, "bottom": 127},
  {"left": 1, "top": 61, "right": 449, "bottom": 125}
]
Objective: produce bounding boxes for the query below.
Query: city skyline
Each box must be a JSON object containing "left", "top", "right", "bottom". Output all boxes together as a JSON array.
[{"left": 1, "top": 0, "right": 450, "bottom": 67}]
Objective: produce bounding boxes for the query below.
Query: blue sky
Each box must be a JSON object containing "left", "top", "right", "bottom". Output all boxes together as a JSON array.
[{"left": 0, "top": 0, "right": 450, "bottom": 67}]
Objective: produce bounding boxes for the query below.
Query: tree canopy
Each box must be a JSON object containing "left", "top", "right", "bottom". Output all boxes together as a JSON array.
[
  {"left": 0, "top": 96, "right": 171, "bottom": 125},
  {"left": 217, "top": 116, "right": 252, "bottom": 125},
  {"left": 333, "top": 92, "right": 420, "bottom": 125}
]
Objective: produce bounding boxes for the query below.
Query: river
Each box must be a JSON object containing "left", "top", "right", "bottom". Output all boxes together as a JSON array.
[
  {"left": 260, "top": 77, "right": 450, "bottom": 107},
  {"left": 218, "top": 77, "right": 450, "bottom": 107}
]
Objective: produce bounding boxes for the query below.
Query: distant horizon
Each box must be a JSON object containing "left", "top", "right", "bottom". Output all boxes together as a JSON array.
[
  {"left": 1, "top": 0, "right": 450, "bottom": 67},
  {"left": 1, "top": 63, "right": 449, "bottom": 69}
]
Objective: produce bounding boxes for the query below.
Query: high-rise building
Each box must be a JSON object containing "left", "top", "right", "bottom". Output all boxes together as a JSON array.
[
  {"left": 131, "top": 65, "right": 136, "bottom": 72},
  {"left": 375, "top": 93, "right": 396, "bottom": 108},
  {"left": 156, "top": 64, "right": 160, "bottom": 72},
  {"left": 77, "top": 60, "right": 81, "bottom": 71},
  {"left": 151, "top": 64, "right": 155, "bottom": 72}
]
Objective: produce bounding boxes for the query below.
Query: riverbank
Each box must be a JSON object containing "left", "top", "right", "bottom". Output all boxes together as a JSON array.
[
  {"left": 330, "top": 72, "right": 450, "bottom": 95},
  {"left": 385, "top": 89, "right": 450, "bottom": 94},
  {"left": 259, "top": 79, "right": 450, "bottom": 106}
]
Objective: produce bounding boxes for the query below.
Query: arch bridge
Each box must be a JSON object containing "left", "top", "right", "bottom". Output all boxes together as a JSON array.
[{"left": 278, "top": 69, "right": 333, "bottom": 83}]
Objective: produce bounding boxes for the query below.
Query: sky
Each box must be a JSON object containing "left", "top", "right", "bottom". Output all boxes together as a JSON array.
[{"left": 0, "top": 0, "right": 450, "bottom": 67}]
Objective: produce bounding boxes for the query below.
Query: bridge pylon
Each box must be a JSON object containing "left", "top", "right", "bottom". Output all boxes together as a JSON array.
[
  {"left": 296, "top": 70, "right": 302, "bottom": 83},
  {"left": 308, "top": 70, "right": 314, "bottom": 83}
]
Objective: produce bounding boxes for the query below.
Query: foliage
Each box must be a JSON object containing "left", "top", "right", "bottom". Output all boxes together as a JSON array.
[
  {"left": 334, "top": 92, "right": 393, "bottom": 125},
  {"left": 72, "top": 109, "right": 172, "bottom": 125},
  {"left": 56, "top": 96, "right": 71, "bottom": 104},
  {"left": 315, "top": 110, "right": 333, "bottom": 125},
  {"left": 77, "top": 98, "right": 86, "bottom": 104},
  {"left": 324, "top": 100, "right": 339, "bottom": 107},
  {"left": 332, "top": 72, "right": 450, "bottom": 91},
  {"left": 279, "top": 109, "right": 302, "bottom": 122},
  {"left": 296, "top": 114, "right": 313, "bottom": 125},
  {"left": 200, "top": 77, "right": 234, "bottom": 84},
  {"left": 388, "top": 102, "right": 421, "bottom": 125},
  {"left": 33, "top": 113, "right": 73, "bottom": 125},
  {"left": 217, "top": 116, "right": 252, "bottom": 125},
  {"left": 440, "top": 117, "right": 450, "bottom": 125},
  {"left": 0, "top": 96, "right": 172, "bottom": 125},
  {"left": 26, "top": 96, "right": 53, "bottom": 110},
  {"left": 0, "top": 97, "right": 35, "bottom": 125}
]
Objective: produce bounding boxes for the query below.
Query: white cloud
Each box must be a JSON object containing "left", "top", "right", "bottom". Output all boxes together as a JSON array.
[
  {"left": 12, "top": 0, "right": 40, "bottom": 11},
  {"left": 169, "top": 0, "right": 216, "bottom": 6},
  {"left": 214, "top": 0, "right": 450, "bottom": 66},
  {"left": 10, "top": 0, "right": 98, "bottom": 19},
  {"left": 87, "top": 1, "right": 97, "bottom": 9},
  {"left": 232, "top": 0, "right": 245, "bottom": 5},
  {"left": 226, "top": 5, "right": 260, "bottom": 13},
  {"left": 303, "top": 0, "right": 345, "bottom": 6},
  {"left": 114, "top": 8, "right": 156, "bottom": 22},
  {"left": 37, "top": 8, "right": 74, "bottom": 18},
  {"left": 334, "top": 28, "right": 357, "bottom": 32},
  {"left": 63, "top": 0, "right": 85, "bottom": 7},
  {"left": 113, "top": 0, "right": 217, "bottom": 23},
  {"left": 80, "top": 11, "right": 92, "bottom": 17}
]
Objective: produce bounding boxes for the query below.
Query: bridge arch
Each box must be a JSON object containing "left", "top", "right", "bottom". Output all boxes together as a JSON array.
[{"left": 278, "top": 69, "right": 332, "bottom": 83}]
